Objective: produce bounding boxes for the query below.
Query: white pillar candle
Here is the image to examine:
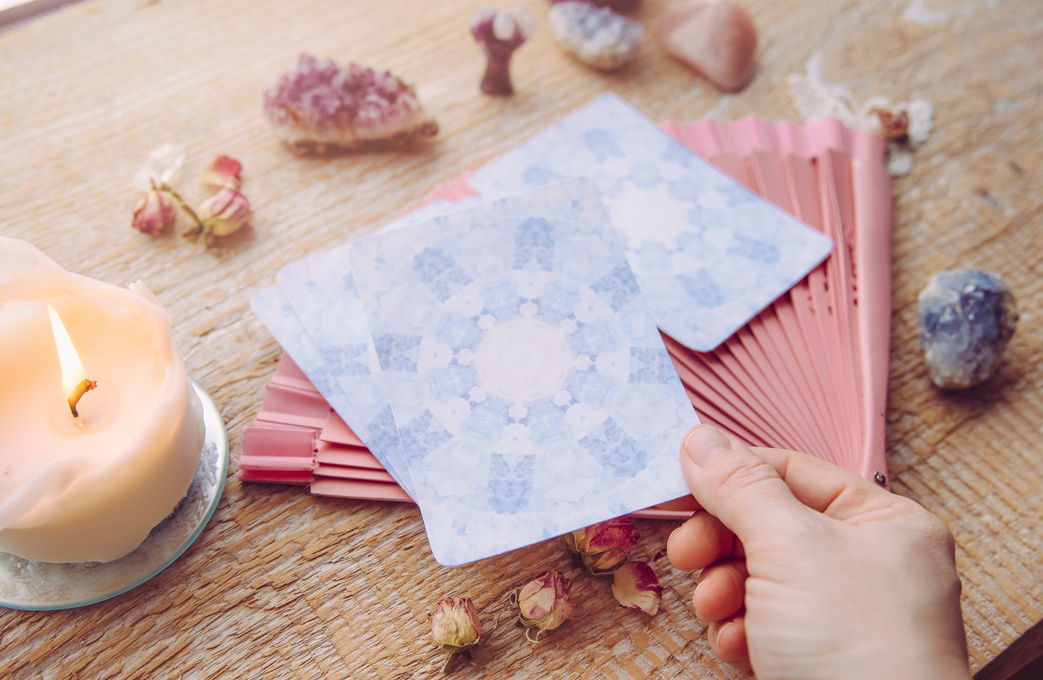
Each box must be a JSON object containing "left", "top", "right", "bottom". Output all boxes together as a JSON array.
[{"left": 0, "top": 238, "right": 205, "bottom": 563}]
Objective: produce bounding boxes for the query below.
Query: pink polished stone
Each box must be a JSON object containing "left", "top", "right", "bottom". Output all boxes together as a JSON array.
[{"left": 657, "top": 0, "right": 758, "bottom": 92}]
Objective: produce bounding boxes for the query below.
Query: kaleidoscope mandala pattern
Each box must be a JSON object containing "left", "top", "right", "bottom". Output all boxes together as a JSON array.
[
  {"left": 349, "top": 180, "right": 698, "bottom": 566},
  {"left": 468, "top": 94, "right": 835, "bottom": 351}
]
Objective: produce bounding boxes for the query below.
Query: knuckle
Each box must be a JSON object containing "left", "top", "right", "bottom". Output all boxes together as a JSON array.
[
  {"left": 927, "top": 515, "right": 957, "bottom": 549},
  {"left": 906, "top": 503, "right": 957, "bottom": 553},
  {"left": 892, "top": 502, "right": 960, "bottom": 577},
  {"left": 706, "top": 452, "right": 779, "bottom": 495}
]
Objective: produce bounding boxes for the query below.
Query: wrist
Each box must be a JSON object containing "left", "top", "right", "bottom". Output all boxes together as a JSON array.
[{"left": 843, "top": 644, "right": 971, "bottom": 680}]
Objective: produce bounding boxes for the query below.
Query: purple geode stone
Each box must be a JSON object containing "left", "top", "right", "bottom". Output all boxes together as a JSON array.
[
  {"left": 918, "top": 269, "right": 1019, "bottom": 389},
  {"left": 263, "top": 55, "right": 438, "bottom": 152}
]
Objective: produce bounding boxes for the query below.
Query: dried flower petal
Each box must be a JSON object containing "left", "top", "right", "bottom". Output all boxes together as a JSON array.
[
  {"left": 430, "top": 597, "right": 482, "bottom": 651},
  {"left": 562, "top": 516, "right": 640, "bottom": 575},
  {"left": 428, "top": 597, "right": 495, "bottom": 673},
  {"left": 131, "top": 185, "right": 178, "bottom": 235},
  {"left": 514, "top": 570, "right": 574, "bottom": 642},
  {"left": 263, "top": 55, "right": 438, "bottom": 153},
  {"left": 611, "top": 561, "right": 662, "bottom": 615},
  {"left": 133, "top": 143, "right": 184, "bottom": 192},
  {"left": 196, "top": 187, "right": 252, "bottom": 239},
  {"left": 871, "top": 108, "right": 910, "bottom": 140},
  {"left": 200, "top": 155, "right": 243, "bottom": 190}
]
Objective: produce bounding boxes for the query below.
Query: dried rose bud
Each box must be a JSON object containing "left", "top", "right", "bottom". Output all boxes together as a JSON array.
[
  {"left": 562, "top": 516, "right": 640, "bottom": 575},
  {"left": 429, "top": 597, "right": 491, "bottom": 672},
  {"left": 430, "top": 597, "right": 483, "bottom": 651},
  {"left": 131, "top": 184, "right": 178, "bottom": 235},
  {"left": 611, "top": 561, "right": 662, "bottom": 615},
  {"left": 872, "top": 107, "right": 910, "bottom": 141},
  {"left": 200, "top": 155, "right": 243, "bottom": 191},
  {"left": 195, "top": 187, "right": 252, "bottom": 239},
  {"left": 513, "top": 570, "right": 574, "bottom": 642},
  {"left": 470, "top": 6, "right": 537, "bottom": 95}
]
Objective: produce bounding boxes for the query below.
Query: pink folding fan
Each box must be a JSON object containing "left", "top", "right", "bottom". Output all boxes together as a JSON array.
[
  {"left": 658, "top": 117, "right": 892, "bottom": 485},
  {"left": 239, "top": 116, "right": 894, "bottom": 513}
]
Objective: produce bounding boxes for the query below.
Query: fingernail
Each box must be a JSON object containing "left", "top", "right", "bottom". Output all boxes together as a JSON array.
[{"left": 682, "top": 425, "right": 732, "bottom": 467}]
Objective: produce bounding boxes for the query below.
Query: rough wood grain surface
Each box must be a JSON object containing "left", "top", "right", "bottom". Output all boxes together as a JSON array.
[{"left": 1, "top": 0, "right": 1041, "bottom": 677}]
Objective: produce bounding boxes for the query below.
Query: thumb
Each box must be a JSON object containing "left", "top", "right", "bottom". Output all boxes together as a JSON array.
[{"left": 680, "top": 425, "right": 809, "bottom": 543}]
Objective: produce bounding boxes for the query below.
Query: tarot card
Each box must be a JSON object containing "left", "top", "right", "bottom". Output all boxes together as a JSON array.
[
  {"left": 468, "top": 94, "right": 835, "bottom": 352},
  {"left": 277, "top": 260, "right": 415, "bottom": 497},
  {"left": 348, "top": 180, "right": 699, "bottom": 566},
  {"left": 273, "top": 198, "right": 488, "bottom": 496},
  {"left": 249, "top": 287, "right": 359, "bottom": 432}
]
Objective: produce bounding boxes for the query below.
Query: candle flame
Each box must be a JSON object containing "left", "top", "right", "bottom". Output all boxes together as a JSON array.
[{"left": 48, "top": 306, "right": 86, "bottom": 399}]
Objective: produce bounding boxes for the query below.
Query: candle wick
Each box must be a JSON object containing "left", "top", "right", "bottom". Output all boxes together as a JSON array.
[{"left": 68, "top": 379, "right": 98, "bottom": 418}]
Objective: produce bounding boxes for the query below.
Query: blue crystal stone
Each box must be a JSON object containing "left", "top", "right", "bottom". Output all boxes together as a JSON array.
[{"left": 918, "top": 269, "right": 1018, "bottom": 389}]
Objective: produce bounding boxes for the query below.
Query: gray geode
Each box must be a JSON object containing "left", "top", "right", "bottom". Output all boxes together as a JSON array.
[
  {"left": 918, "top": 269, "right": 1018, "bottom": 389},
  {"left": 549, "top": 1, "right": 643, "bottom": 72}
]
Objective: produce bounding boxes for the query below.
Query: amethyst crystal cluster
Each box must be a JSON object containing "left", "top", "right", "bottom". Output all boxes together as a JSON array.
[
  {"left": 263, "top": 55, "right": 438, "bottom": 152},
  {"left": 918, "top": 269, "right": 1019, "bottom": 389}
]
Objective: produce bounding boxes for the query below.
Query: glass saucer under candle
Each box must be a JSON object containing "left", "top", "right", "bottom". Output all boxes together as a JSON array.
[{"left": 0, "top": 379, "right": 228, "bottom": 611}]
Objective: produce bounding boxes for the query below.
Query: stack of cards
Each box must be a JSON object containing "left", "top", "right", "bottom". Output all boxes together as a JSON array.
[{"left": 245, "top": 95, "right": 892, "bottom": 566}]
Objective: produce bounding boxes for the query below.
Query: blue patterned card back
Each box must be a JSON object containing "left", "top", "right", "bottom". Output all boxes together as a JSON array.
[
  {"left": 468, "top": 94, "right": 834, "bottom": 351},
  {"left": 348, "top": 180, "right": 698, "bottom": 566}
]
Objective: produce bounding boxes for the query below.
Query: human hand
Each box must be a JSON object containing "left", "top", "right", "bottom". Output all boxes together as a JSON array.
[{"left": 667, "top": 425, "right": 971, "bottom": 680}]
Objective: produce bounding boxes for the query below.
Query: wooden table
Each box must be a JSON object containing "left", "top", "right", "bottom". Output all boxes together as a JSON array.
[{"left": 2, "top": 0, "right": 1041, "bottom": 677}]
